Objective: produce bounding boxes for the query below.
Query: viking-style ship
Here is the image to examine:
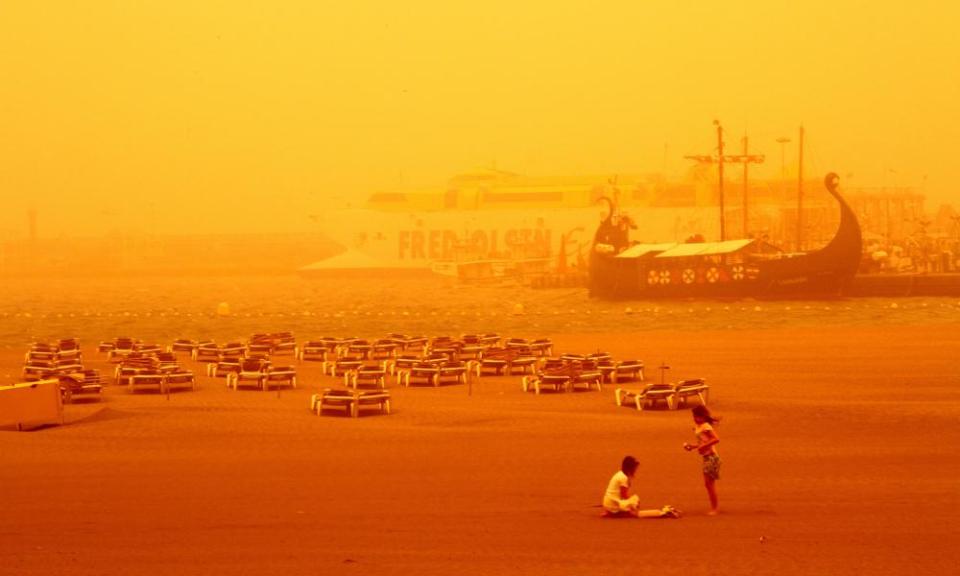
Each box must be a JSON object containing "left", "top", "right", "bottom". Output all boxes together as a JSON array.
[{"left": 588, "top": 173, "right": 863, "bottom": 298}]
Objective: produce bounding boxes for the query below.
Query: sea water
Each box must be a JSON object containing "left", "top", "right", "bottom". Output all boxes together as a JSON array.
[{"left": 0, "top": 275, "right": 957, "bottom": 348}]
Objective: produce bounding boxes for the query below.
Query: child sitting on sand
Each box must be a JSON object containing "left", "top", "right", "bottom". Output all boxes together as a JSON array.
[
  {"left": 602, "top": 455, "right": 679, "bottom": 518},
  {"left": 683, "top": 405, "right": 721, "bottom": 515}
]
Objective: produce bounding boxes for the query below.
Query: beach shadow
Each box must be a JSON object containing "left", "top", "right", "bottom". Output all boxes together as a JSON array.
[{"left": 63, "top": 406, "right": 138, "bottom": 427}]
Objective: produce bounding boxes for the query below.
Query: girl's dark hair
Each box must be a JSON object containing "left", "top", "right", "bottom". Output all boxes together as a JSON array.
[
  {"left": 692, "top": 405, "right": 720, "bottom": 425},
  {"left": 621, "top": 455, "right": 639, "bottom": 474}
]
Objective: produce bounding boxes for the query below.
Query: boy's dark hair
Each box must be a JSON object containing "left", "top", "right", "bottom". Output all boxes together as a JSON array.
[{"left": 621, "top": 455, "right": 639, "bottom": 474}]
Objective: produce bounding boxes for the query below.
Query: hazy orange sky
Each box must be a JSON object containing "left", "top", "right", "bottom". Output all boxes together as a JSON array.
[{"left": 1, "top": 1, "right": 956, "bottom": 237}]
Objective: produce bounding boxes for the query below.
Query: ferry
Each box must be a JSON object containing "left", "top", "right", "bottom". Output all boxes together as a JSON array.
[{"left": 298, "top": 168, "right": 726, "bottom": 278}]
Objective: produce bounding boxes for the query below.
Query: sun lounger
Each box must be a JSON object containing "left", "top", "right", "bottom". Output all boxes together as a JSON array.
[
  {"left": 247, "top": 342, "right": 273, "bottom": 356},
  {"left": 539, "top": 357, "right": 565, "bottom": 371},
  {"left": 170, "top": 339, "right": 199, "bottom": 353},
  {"left": 569, "top": 370, "right": 603, "bottom": 392},
  {"left": 672, "top": 378, "right": 709, "bottom": 408},
  {"left": 24, "top": 349, "right": 56, "bottom": 364},
  {"left": 613, "top": 360, "right": 645, "bottom": 383},
  {"left": 521, "top": 372, "right": 571, "bottom": 394},
  {"left": 529, "top": 338, "right": 554, "bottom": 356},
  {"left": 312, "top": 389, "right": 392, "bottom": 417},
  {"left": 193, "top": 344, "right": 221, "bottom": 362},
  {"left": 587, "top": 352, "right": 612, "bottom": 364},
  {"left": 134, "top": 343, "right": 163, "bottom": 356},
  {"left": 322, "top": 357, "right": 364, "bottom": 378},
  {"left": 507, "top": 350, "right": 538, "bottom": 375},
  {"left": 596, "top": 360, "right": 616, "bottom": 383},
  {"left": 59, "top": 370, "right": 103, "bottom": 403},
  {"left": 129, "top": 371, "right": 166, "bottom": 394},
  {"left": 615, "top": 384, "right": 675, "bottom": 410},
  {"left": 429, "top": 345, "right": 461, "bottom": 362},
  {"left": 316, "top": 336, "right": 348, "bottom": 354},
  {"left": 106, "top": 338, "right": 137, "bottom": 362},
  {"left": 21, "top": 364, "right": 55, "bottom": 382},
  {"left": 387, "top": 334, "right": 428, "bottom": 352},
  {"left": 437, "top": 361, "right": 468, "bottom": 386},
  {"left": 164, "top": 371, "right": 196, "bottom": 392},
  {"left": 478, "top": 333, "right": 501, "bottom": 347},
  {"left": 457, "top": 345, "right": 484, "bottom": 361},
  {"left": 99, "top": 337, "right": 137, "bottom": 354},
  {"left": 220, "top": 343, "right": 246, "bottom": 360},
  {"left": 385, "top": 354, "right": 420, "bottom": 377},
  {"left": 348, "top": 366, "right": 386, "bottom": 389},
  {"left": 263, "top": 366, "right": 297, "bottom": 391},
  {"left": 228, "top": 358, "right": 268, "bottom": 390},
  {"left": 208, "top": 360, "right": 242, "bottom": 379},
  {"left": 475, "top": 347, "right": 514, "bottom": 377},
  {"left": 402, "top": 363, "right": 440, "bottom": 387},
  {"left": 115, "top": 365, "right": 142, "bottom": 387},
  {"left": 271, "top": 341, "right": 297, "bottom": 357},
  {"left": 311, "top": 389, "right": 352, "bottom": 416},
  {"left": 55, "top": 348, "right": 82, "bottom": 365},
  {"left": 154, "top": 351, "right": 179, "bottom": 372},
  {"left": 296, "top": 341, "right": 328, "bottom": 363},
  {"left": 369, "top": 340, "right": 398, "bottom": 361},
  {"left": 346, "top": 340, "right": 373, "bottom": 359},
  {"left": 475, "top": 356, "right": 508, "bottom": 377},
  {"left": 353, "top": 390, "right": 392, "bottom": 417}
]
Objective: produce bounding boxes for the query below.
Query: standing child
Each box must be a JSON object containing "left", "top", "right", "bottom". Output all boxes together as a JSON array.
[
  {"left": 683, "top": 405, "right": 721, "bottom": 515},
  {"left": 602, "top": 456, "right": 679, "bottom": 518}
]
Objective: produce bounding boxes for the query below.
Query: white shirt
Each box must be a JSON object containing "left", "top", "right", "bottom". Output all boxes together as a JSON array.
[
  {"left": 604, "top": 470, "right": 630, "bottom": 504},
  {"left": 695, "top": 422, "right": 719, "bottom": 456}
]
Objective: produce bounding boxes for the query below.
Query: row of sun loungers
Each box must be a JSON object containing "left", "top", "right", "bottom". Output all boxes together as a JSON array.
[
  {"left": 293, "top": 334, "right": 552, "bottom": 363},
  {"left": 22, "top": 340, "right": 103, "bottom": 403},
  {"left": 15, "top": 334, "right": 712, "bottom": 423},
  {"left": 521, "top": 368, "right": 604, "bottom": 394},
  {"left": 319, "top": 358, "right": 471, "bottom": 388},
  {"left": 107, "top": 341, "right": 197, "bottom": 394},
  {"left": 123, "top": 371, "right": 197, "bottom": 394},
  {"left": 615, "top": 379, "right": 710, "bottom": 410}
]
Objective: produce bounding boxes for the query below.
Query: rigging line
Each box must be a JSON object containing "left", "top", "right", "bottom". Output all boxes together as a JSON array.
[{"left": 805, "top": 132, "right": 824, "bottom": 189}]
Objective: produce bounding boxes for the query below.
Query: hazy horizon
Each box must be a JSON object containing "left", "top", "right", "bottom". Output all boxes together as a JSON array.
[{"left": 2, "top": 1, "right": 957, "bottom": 238}]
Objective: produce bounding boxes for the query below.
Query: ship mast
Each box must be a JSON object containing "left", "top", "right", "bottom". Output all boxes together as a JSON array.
[
  {"left": 797, "top": 125, "right": 805, "bottom": 251},
  {"left": 715, "top": 120, "right": 725, "bottom": 241},
  {"left": 723, "top": 135, "right": 765, "bottom": 238},
  {"left": 686, "top": 121, "right": 763, "bottom": 241}
]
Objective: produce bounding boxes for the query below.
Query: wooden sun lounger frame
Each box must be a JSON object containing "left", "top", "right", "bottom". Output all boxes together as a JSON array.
[
  {"left": 311, "top": 389, "right": 392, "bottom": 418},
  {"left": 262, "top": 367, "right": 297, "bottom": 391},
  {"left": 164, "top": 371, "right": 197, "bottom": 392},
  {"left": 129, "top": 372, "right": 166, "bottom": 394},
  {"left": 346, "top": 367, "right": 385, "bottom": 389},
  {"left": 59, "top": 370, "right": 103, "bottom": 403},
  {"left": 672, "top": 378, "right": 710, "bottom": 409},
  {"left": 401, "top": 365, "right": 440, "bottom": 387},
  {"left": 521, "top": 373, "right": 570, "bottom": 394},
  {"left": 615, "top": 378, "right": 709, "bottom": 411},
  {"left": 296, "top": 343, "right": 328, "bottom": 363}
]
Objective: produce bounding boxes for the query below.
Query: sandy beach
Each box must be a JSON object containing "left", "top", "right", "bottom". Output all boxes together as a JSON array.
[{"left": 2, "top": 325, "right": 959, "bottom": 575}]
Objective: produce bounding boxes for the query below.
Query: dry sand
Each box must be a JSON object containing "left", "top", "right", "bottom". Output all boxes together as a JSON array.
[{"left": 2, "top": 325, "right": 959, "bottom": 575}]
